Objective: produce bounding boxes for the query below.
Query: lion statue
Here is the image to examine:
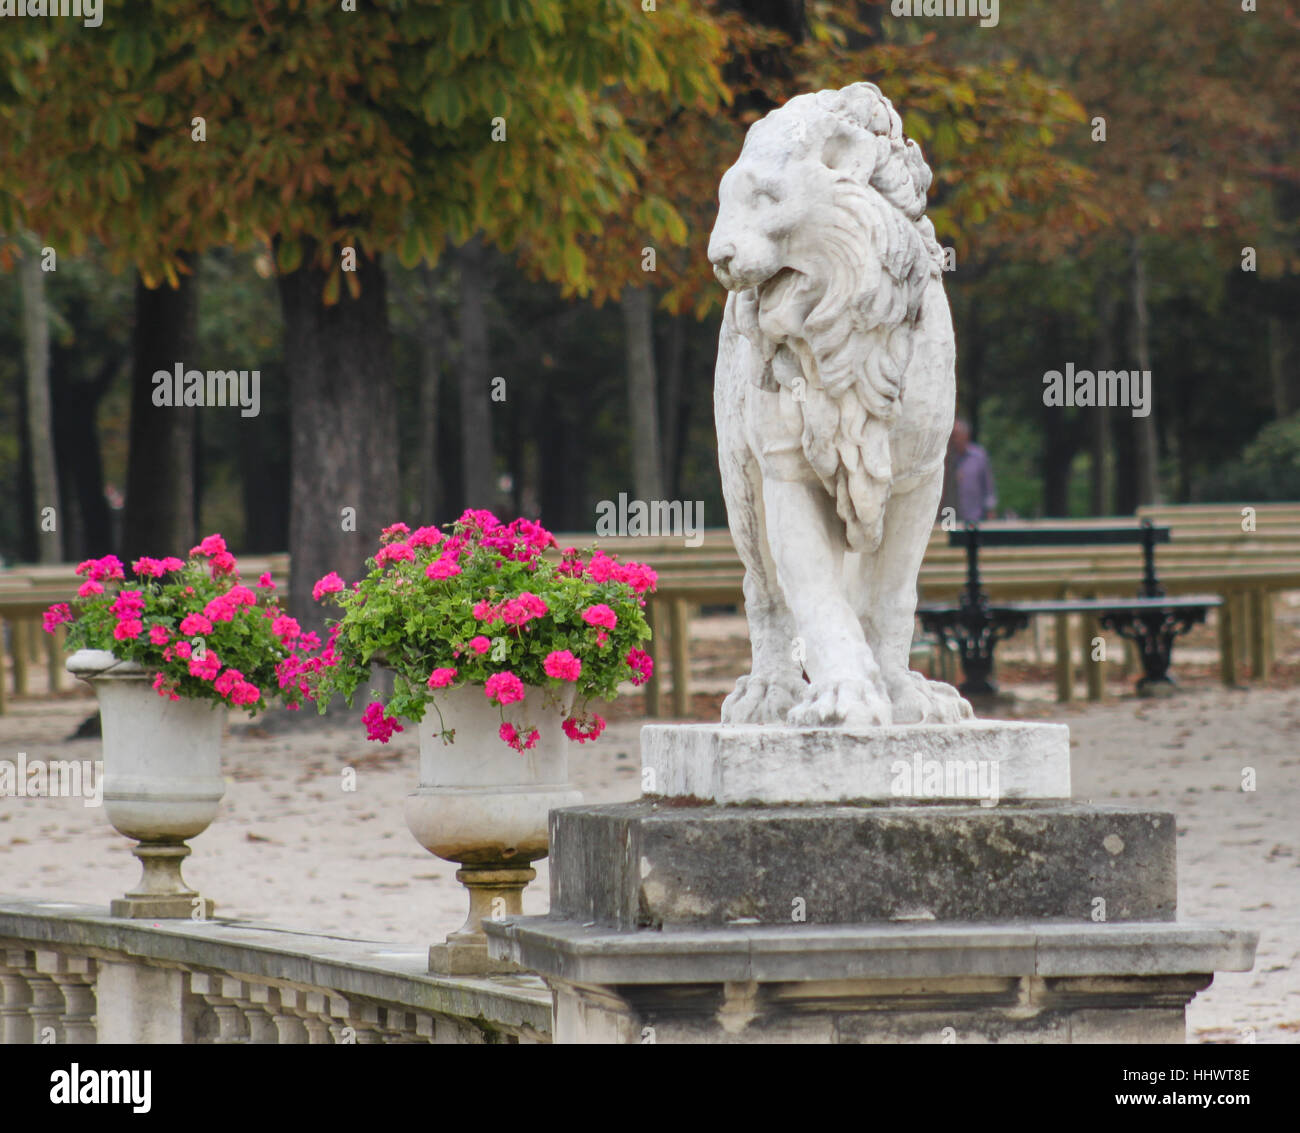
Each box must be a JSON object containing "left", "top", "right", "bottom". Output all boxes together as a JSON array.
[{"left": 707, "top": 82, "right": 973, "bottom": 728}]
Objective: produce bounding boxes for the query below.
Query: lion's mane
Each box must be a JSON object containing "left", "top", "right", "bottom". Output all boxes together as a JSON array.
[{"left": 734, "top": 83, "right": 944, "bottom": 552}]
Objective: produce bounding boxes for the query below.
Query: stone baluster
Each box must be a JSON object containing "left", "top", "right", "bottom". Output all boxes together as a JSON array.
[
  {"left": 36, "top": 952, "right": 97, "bottom": 1044},
  {"left": 342, "top": 1003, "right": 386, "bottom": 1045},
  {"left": 268, "top": 987, "right": 309, "bottom": 1044},
  {"left": 243, "top": 984, "right": 282, "bottom": 1044},
  {"left": 21, "top": 952, "right": 65, "bottom": 1044},
  {"left": 0, "top": 950, "right": 35, "bottom": 1044},
  {"left": 277, "top": 988, "right": 332, "bottom": 1043},
  {"left": 188, "top": 973, "right": 249, "bottom": 1044}
]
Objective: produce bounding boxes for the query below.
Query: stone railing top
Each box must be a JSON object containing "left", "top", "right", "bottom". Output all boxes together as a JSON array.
[{"left": 0, "top": 897, "right": 551, "bottom": 1038}]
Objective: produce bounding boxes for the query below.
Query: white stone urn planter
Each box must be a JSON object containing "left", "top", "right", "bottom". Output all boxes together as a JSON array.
[
  {"left": 404, "top": 684, "right": 581, "bottom": 974},
  {"left": 67, "top": 649, "right": 225, "bottom": 919}
]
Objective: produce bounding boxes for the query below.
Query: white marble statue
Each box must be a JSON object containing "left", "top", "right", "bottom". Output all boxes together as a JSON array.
[{"left": 708, "top": 82, "right": 973, "bottom": 728}]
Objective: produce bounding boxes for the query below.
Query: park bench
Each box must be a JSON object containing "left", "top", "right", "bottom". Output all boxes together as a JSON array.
[{"left": 917, "top": 521, "right": 1222, "bottom": 697}]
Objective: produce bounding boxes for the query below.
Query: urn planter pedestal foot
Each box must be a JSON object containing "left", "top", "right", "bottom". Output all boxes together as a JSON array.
[
  {"left": 110, "top": 843, "right": 214, "bottom": 920},
  {"left": 428, "top": 864, "right": 537, "bottom": 975}
]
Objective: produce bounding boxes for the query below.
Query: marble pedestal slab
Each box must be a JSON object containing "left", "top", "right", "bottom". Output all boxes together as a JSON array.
[{"left": 641, "top": 720, "right": 1070, "bottom": 805}]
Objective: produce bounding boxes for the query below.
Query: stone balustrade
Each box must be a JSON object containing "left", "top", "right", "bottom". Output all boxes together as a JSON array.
[{"left": 0, "top": 899, "right": 550, "bottom": 1045}]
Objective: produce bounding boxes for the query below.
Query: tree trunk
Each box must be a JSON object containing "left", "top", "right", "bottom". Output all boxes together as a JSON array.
[
  {"left": 1090, "top": 289, "right": 1117, "bottom": 516},
  {"left": 622, "top": 285, "right": 664, "bottom": 502},
  {"left": 18, "top": 235, "right": 62, "bottom": 563},
  {"left": 959, "top": 292, "right": 984, "bottom": 439},
  {"left": 1130, "top": 237, "right": 1161, "bottom": 506},
  {"left": 456, "top": 236, "right": 497, "bottom": 510},
  {"left": 1267, "top": 314, "right": 1289, "bottom": 419},
  {"left": 417, "top": 264, "right": 448, "bottom": 523},
  {"left": 278, "top": 241, "right": 398, "bottom": 635},
  {"left": 1040, "top": 315, "right": 1074, "bottom": 517},
  {"left": 121, "top": 262, "right": 199, "bottom": 564},
  {"left": 659, "top": 312, "right": 687, "bottom": 498},
  {"left": 52, "top": 355, "right": 118, "bottom": 560}
]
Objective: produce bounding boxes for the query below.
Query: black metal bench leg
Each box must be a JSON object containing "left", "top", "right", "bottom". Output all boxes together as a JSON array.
[{"left": 958, "top": 634, "right": 999, "bottom": 697}]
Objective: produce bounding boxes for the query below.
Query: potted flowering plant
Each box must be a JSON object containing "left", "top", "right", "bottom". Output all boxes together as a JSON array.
[
  {"left": 46, "top": 535, "right": 320, "bottom": 919},
  {"left": 310, "top": 509, "right": 655, "bottom": 973}
]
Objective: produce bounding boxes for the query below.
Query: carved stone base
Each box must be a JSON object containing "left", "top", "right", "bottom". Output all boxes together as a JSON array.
[
  {"left": 111, "top": 843, "right": 212, "bottom": 920},
  {"left": 427, "top": 865, "right": 534, "bottom": 976},
  {"left": 485, "top": 919, "right": 1255, "bottom": 1044}
]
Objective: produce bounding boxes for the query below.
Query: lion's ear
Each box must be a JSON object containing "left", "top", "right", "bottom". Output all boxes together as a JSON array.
[{"left": 819, "top": 124, "right": 878, "bottom": 183}]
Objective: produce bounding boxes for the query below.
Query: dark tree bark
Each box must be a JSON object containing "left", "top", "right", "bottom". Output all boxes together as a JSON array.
[
  {"left": 18, "top": 235, "right": 61, "bottom": 563},
  {"left": 52, "top": 355, "right": 118, "bottom": 560},
  {"left": 417, "top": 264, "right": 449, "bottom": 524},
  {"left": 1090, "top": 288, "right": 1118, "bottom": 516},
  {"left": 957, "top": 292, "right": 984, "bottom": 439},
  {"left": 278, "top": 240, "right": 398, "bottom": 634},
  {"left": 1130, "top": 237, "right": 1161, "bottom": 506},
  {"left": 455, "top": 236, "right": 498, "bottom": 510},
  {"left": 659, "top": 312, "right": 687, "bottom": 498},
  {"left": 1040, "top": 316, "right": 1077, "bottom": 517},
  {"left": 622, "top": 286, "right": 664, "bottom": 502},
  {"left": 121, "top": 262, "right": 199, "bottom": 564}
]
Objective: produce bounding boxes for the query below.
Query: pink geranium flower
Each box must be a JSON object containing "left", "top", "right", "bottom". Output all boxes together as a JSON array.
[
  {"left": 563, "top": 712, "right": 606, "bottom": 744},
  {"left": 499, "top": 722, "right": 540, "bottom": 752},
  {"left": 409, "top": 525, "right": 444, "bottom": 548},
  {"left": 179, "top": 613, "right": 213, "bottom": 636},
  {"left": 42, "top": 604, "right": 72, "bottom": 633},
  {"left": 468, "top": 635, "right": 491, "bottom": 655},
  {"left": 362, "top": 701, "right": 403, "bottom": 743},
  {"left": 77, "top": 579, "right": 103, "bottom": 598},
  {"left": 376, "top": 542, "right": 415, "bottom": 566},
  {"left": 312, "top": 572, "right": 345, "bottom": 601},
  {"left": 148, "top": 625, "right": 171, "bottom": 646},
  {"left": 625, "top": 648, "right": 654, "bottom": 686},
  {"left": 582, "top": 604, "right": 617, "bottom": 630},
  {"left": 544, "top": 650, "right": 582, "bottom": 681},
  {"left": 112, "top": 619, "right": 143, "bottom": 641},
  {"left": 426, "top": 558, "right": 461, "bottom": 580},
  {"left": 190, "top": 534, "right": 227, "bottom": 557},
  {"left": 427, "top": 667, "right": 458, "bottom": 689},
  {"left": 484, "top": 671, "right": 525, "bottom": 705}
]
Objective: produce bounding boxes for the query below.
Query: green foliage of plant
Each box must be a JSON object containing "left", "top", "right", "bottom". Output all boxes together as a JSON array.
[{"left": 1207, "top": 415, "right": 1300, "bottom": 503}]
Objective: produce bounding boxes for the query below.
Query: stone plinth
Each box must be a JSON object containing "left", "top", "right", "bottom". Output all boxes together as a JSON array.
[
  {"left": 641, "top": 720, "right": 1070, "bottom": 805},
  {"left": 548, "top": 802, "right": 1175, "bottom": 930},
  {"left": 481, "top": 722, "right": 1257, "bottom": 1044}
]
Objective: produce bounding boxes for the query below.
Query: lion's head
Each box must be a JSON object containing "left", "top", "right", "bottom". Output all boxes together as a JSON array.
[{"left": 708, "top": 83, "right": 943, "bottom": 413}]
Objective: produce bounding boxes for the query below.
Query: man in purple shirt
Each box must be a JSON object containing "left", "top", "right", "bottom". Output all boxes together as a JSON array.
[{"left": 944, "top": 419, "right": 997, "bottom": 523}]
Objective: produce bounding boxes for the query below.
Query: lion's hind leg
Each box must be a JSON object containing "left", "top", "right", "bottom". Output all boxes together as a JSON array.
[{"left": 871, "top": 467, "right": 973, "bottom": 724}]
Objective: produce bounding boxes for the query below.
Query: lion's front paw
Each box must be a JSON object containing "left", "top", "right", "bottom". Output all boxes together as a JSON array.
[
  {"left": 721, "top": 673, "right": 802, "bottom": 725},
  {"left": 885, "top": 670, "right": 974, "bottom": 724},
  {"left": 787, "top": 677, "right": 892, "bottom": 728}
]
